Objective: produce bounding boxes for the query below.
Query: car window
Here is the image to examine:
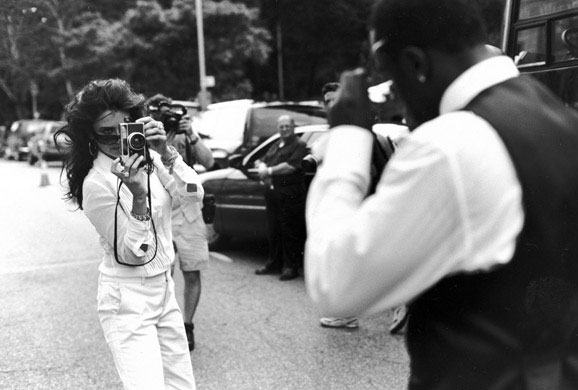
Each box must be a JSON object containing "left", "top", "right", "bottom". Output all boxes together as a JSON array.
[
  {"left": 243, "top": 130, "right": 325, "bottom": 168},
  {"left": 247, "top": 107, "right": 327, "bottom": 148},
  {"left": 197, "top": 106, "right": 247, "bottom": 141}
]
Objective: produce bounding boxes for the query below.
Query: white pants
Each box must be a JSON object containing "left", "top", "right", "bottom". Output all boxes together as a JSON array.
[{"left": 97, "top": 271, "right": 196, "bottom": 390}]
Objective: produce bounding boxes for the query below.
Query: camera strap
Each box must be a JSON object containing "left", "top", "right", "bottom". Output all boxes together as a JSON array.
[{"left": 113, "top": 171, "right": 159, "bottom": 267}]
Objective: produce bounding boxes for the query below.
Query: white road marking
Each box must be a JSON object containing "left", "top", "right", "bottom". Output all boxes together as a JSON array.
[
  {"left": 0, "top": 259, "right": 99, "bottom": 275},
  {"left": 209, "top": 252, "right": 234, "bottom": 263}
]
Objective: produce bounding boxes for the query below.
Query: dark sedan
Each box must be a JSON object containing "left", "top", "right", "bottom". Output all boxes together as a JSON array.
[
  {"left": 200, "top": 124, "right": 328, "bottom": 248},
  {"left": 200, "top": 124, "right": 401, "bottom": 249}
]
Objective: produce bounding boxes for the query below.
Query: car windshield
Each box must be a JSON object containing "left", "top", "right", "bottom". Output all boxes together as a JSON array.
[
  {"left": 248, "top": 107, "right": 326, "bottom": 141},
  {"left": 197, "top": 106, "right": 247, "bottom": 141}
]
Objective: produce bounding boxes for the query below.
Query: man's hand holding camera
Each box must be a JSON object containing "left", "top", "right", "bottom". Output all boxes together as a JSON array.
[{"left": 329, "top": 68, "right": 374, "bottom": 131}]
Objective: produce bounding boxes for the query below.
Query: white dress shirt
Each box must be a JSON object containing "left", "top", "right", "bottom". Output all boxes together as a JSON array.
[
  {"left": 305, "top": 56, "right": 525, "bottom": 318},
  {"left": 83, "top": 150, "right": 204, "bottom": 277}
]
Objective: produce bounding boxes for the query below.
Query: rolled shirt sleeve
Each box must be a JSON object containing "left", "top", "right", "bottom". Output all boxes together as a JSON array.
[{"left": 154, "top": 153, "right": 204, "bottom": 201}]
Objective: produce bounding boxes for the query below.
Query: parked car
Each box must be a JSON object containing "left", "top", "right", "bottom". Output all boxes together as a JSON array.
[
  {"left": 200, "top": 124, "right": 398, "bottom": 249},
  {"left": 200, "top": 124, "right": 328, "bottom": 248},
  {"left": 5, "top": 119, "right": 51, "bottom": 161},
  {"left": 27, "top": 121, "right": 67, "bottom": 165},
  {"left": 196, "top": 100, "right": 327, "bottom": 170}
]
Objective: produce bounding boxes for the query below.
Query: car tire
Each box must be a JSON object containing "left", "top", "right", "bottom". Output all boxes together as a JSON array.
[{"left": 206, "top": 223, "right": 230, "bottom": 250}]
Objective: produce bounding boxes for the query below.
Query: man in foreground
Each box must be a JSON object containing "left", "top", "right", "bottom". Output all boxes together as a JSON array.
[{"left": 305, "top": 0, "right": 578, "bottom": 389}]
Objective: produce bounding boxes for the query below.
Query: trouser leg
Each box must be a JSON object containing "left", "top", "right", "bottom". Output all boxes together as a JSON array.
[
  {"left": 158, "top": 276, "right": 196, "bottom": 390},
  {"left": 265, "top": 190, "right": 283, "bottom": 269},
  {"left": 97, "top": 280, "right": 166, "bottom": 390},
  {"left": 278, "top": 189, "right": 306, "bottom": 270}
]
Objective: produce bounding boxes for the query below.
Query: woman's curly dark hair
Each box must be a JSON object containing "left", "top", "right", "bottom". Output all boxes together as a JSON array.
[{"left": 55, "top": 79, "right": 146, "bottom": 209}]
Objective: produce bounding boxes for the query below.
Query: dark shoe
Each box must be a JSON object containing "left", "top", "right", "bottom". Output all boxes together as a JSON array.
[
  {"left": 255, "top": 264, "right": 282, "bottom": 275},
  {"left": 184, "top": 322, "right": 195, "bottom": 351},
  {"left": 279, "top": 268, "right": 299, "bottom": 281}
]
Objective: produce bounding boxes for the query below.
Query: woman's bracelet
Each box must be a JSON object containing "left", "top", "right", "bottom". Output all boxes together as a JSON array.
[{"left": 131, "top": 207, "right": 151, "bottom": 222}]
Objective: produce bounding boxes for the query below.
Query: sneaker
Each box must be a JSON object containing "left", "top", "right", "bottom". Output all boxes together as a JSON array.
[
  {"left": 184, "top": 322, "right": 195, "bottom": 351},
  {"left": 389, "top": 305, "right": 409, "bottom": 334},
  {"left": 320, "top": 317, "right": 359, "bottom": 329}
]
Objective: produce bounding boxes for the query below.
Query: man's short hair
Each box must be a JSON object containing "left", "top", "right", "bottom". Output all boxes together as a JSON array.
[
  {"left": 371, "top": 0, "right": 487, "bottom": 56},
  {"left": 321, "top": 82, "right": 340, "bottom": 98},
  {"left": 146, "top": 93, "right": 171, "bottom": 108}
]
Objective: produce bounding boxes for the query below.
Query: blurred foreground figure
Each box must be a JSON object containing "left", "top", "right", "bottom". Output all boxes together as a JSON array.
[{"left": 305, "top": 0, "right": 578, "bottom": 389}]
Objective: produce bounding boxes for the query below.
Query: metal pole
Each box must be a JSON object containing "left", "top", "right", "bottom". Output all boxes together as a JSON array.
[
  {"left": 276, "top": 20, "right": 285, "bottom": 101},
  {"left": 501, "top": 0, "right": 514, "bottom": 54},
  {"left": 30, "top": 80, "right": 39, "bottom": 119},
  {"left": 196, "top": 0, "right": 208, "bottom": 109}
]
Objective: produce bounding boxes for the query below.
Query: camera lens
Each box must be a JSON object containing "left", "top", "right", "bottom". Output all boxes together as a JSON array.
[{"left": 128, "top": 132, "right": 146, "bottom": 150}]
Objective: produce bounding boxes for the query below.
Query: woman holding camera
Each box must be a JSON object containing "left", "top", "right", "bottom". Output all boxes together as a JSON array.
[{"left": 56, "top": 79, "right": 201, "bottom": 389}]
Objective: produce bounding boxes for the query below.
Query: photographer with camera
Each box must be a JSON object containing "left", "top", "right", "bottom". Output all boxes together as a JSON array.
[
  {"left": 305, "top": 0, "right": 578, "bottom": 388},
  {"left": 56, "top": 79, "right": 201, "bottom": 389},
  {"left": 146, "top": 94, "right": 214, "bottom": 351}
]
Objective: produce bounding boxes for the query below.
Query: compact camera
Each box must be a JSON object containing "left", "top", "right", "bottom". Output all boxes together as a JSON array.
[
  {"left": 119, "top": 122, "right": 147, "bottom": 165},
  {"left": 156, "top": 104, "right": 187, "bottom": 134}
]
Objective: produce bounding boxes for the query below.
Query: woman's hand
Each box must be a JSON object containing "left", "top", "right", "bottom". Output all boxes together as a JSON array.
[
  {"left": 111, "top": 155, "right": 147, "bottom": 200},
  {"left": 137, "top": 116, "right": 169, "bottom": 157}
]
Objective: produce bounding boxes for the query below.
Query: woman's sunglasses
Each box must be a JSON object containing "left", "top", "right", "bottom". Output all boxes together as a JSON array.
[{"left": 93, "top": 127, "right": 121, "bottom": 145}]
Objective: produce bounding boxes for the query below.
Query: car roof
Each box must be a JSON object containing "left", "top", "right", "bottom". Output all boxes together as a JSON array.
[
  {"left": 172, "top": 100, "right": 200, "bottom": 109},
  {"left": 205, "top": 99, "right": 324, "bottom": 111}
]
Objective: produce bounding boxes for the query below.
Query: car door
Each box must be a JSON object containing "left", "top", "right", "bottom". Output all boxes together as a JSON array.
[{"left": 216, "top": 137, "right": 278, "bottom": 240}]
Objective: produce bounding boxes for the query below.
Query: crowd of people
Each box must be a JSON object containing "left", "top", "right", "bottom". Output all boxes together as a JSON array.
[{"left": 55, "top": 0, "right": 578, "bottom": 388}]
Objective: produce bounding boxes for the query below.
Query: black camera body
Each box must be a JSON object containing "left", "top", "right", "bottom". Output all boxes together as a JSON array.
[
  {"left": 301, "top": 153, "right": 320, "bottom": 175},
  {"left": 119, "top": 122, "right": 147, "bottom": 165},
  {"left": 159, "top": 105, "right": 187, "bottom": 134}
]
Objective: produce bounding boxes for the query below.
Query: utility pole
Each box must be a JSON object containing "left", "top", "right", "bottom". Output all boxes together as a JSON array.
[
  {"left": 30, "top": 80, "right": 39, "bottom": 119},
  {"left": 276, "top": 20, "right": 285, "bottom": 101},
  {"left": 276, "top": 0, "right": 285, "bottom": 101},
  {"left": 196, "top": 0, "right": 209, "bottom": 110}
]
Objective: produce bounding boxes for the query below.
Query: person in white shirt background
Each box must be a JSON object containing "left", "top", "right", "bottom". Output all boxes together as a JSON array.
[
  {"left": 56, "top": 79, "right": 201, "bottom": 390},
  {"left": 147, "top": 94, "right": 215, "bottom": 352},
  {"left": 305, "top": 0, "right": 578, "bottom": 389}
]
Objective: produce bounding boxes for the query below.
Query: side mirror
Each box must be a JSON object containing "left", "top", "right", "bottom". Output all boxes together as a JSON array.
[{"left": 228, "top": 154, "right": 244, "bottom": 170}]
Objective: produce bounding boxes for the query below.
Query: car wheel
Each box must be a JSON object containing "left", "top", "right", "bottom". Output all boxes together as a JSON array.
[{"left": 206, "top": 223, "right": 230, "bottom": 250}]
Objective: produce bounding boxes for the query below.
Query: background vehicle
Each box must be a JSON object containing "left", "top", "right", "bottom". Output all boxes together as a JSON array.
[
  {"left": 196, "top": 99, "right": 327, "bottom": 170},
  {"left": 27, "top": 121, "right": 66, "bottom": 165},
  {"left": 200, "top": 124, "right": 399, "bottom": 249},
  {"left": 4, "top": 119, "right": 51, "bottom": 161},
  {"left": 502, "top": 0, "right": 578, "bottom": 108}
]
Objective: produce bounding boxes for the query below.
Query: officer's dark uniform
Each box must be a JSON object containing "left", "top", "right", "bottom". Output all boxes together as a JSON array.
[{"left": 261, "top": 135, "right": 309, "bottom": 275}]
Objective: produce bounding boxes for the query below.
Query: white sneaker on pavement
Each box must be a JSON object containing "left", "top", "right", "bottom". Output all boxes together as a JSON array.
[{"left": 320, "top": 317, "right": 359, "bottom": 328}]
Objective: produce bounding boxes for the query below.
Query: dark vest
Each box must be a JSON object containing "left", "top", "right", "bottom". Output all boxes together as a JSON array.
[{"left": 407, "top": 75, "right": 578, "bottom": 390}]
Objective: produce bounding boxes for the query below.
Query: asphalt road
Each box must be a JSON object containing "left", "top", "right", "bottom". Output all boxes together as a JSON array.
[{"left": 0, "top": 159, "right": 409, "bottom": 390}]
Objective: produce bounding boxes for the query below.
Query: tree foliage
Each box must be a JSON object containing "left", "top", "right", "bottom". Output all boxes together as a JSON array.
[{"left": 0, "top": 0, "right": 508, "bottom": 123}]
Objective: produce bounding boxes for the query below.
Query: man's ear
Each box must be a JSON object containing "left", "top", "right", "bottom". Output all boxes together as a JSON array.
[{"left": 398, "top": 46, "right": 430, "bottom": 84}]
